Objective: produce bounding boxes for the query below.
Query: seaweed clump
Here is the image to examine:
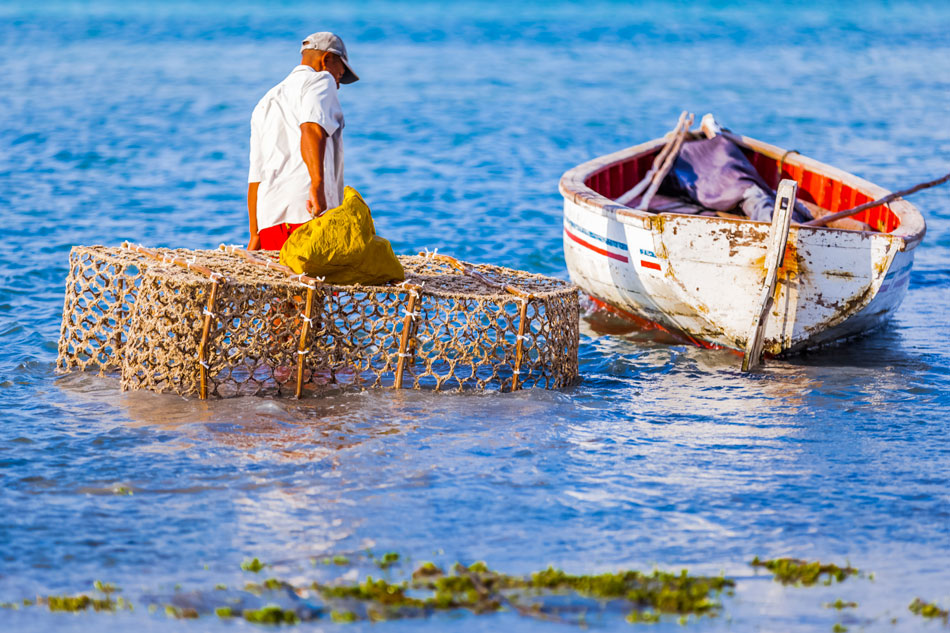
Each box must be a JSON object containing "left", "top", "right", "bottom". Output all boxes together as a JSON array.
[
  {"left": 528, "top": 566, "right": 734, "bottom": 619},
  {"left": 241, "top": 557, "right": 266, "bottom": 573},
  {"left": 1, "top": 558, "right": 735, "bottom": 625},
  {"left": 909, "top": 598, "right": 949, "bottom": 621},
  {"left": 33, "top": 581, "right": 130, "bottom": 613},
  {"left": 750, "top": 557, "right": 857, "bottom": 586},
  {"left": 824, "top": 599, "right": 857, "bottom": 610},
  {"left": 242, "top": 604, "right": 300, "bottom": 625}
]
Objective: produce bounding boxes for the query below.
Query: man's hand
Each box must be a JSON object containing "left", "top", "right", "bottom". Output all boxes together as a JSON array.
[
  {"left": 307, "top": 184, "right": 328, "bottom": 217},
  {"left": 300, "top": 122, "right": 328, "bottom": 217},
  {"left": 247, "top": 233, "right": 261, "bottom": 251}
]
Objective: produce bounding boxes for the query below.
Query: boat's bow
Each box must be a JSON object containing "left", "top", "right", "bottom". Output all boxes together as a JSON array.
[{"left": 653, "top": 214, "right": 905, "bottom": 354}]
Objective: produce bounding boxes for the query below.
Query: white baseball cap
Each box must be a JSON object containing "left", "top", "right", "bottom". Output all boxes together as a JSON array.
[{"left": 300, "top": 31, "right": 359, "bottom": 84}]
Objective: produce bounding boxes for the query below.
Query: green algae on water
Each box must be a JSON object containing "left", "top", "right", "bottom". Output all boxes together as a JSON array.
[
  {"left": 165, "top": 604, "right": 199, "bottom": 619},
  {"left": 373, "top": 551, "right": 400, "bottom": 569},
  {"left": 1, "top": 556, "right": 737, "bottom": 625},
  {"left": 243, "top": 604, "right": 300, "bottom": 624},
  {"left": 242, "top": 557, "right": 266, "bottom": 573},
  {"left": 909, "top": 598, "right": 949, "bottom": 621},
  {"left": 331, "top": 609, "right": 358, "bottom": 622},
  {"left": 43, "top": 594, "right": 118, "bottom": 613},
  {"left": 824, "top": 599, "right": 857, "bottom": 610},
  {"left": 750, "top": 557, "right": 858, "bottom": 586},
  {"left": 93, "top": 580, "right": 118, "bottom": 594}
]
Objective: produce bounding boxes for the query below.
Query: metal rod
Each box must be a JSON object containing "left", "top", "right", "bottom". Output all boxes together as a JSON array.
[
  {"left": 197, "top": 280, "right": 220, "bottom": 399},
  {"left": 295, "top": 286, "right": 316, "bottom": 398}
]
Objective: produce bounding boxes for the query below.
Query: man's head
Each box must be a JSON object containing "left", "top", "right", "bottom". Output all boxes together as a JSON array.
[{"left": 300, "top": 32, "right": 359, "bottom": 87}]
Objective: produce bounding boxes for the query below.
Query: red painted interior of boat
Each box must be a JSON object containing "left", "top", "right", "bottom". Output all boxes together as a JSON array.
[{"left": 583, "top": 146, "right": 900, "bottom": 233}]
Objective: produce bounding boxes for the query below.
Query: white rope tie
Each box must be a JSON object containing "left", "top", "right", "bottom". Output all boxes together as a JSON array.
[
  {"left": 300, "top": 313, "right": 316, "bottom": 327},
  {"left": 297, "top": 349, "right": 309, "bottom": 356},
  {"left": 397, "top": 352, "right": 412, "bottom": 358},
  {"left": 515, "top": 334, "right": 530, "bottom": 342},
  {"left": 209, "top": 272, "right": 225, "bottom": 282},
  {"left": 404, "top": 311, "right": 420, "bottom": 321},
  {"left": 196, "top": 354, "right": 209, "bottom": 369},
  {"left": 203, "top": 308, "right": 216, "bottom": 319}
]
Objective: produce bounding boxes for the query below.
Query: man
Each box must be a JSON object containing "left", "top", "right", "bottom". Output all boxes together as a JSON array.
[{"left": 247, "top": 32, "right": 359, "bottom": 251}]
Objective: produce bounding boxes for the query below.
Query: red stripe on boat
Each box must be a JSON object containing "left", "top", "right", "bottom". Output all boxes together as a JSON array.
[
  {"left": 640, "top": 260, "right": 661, "bottom": 271},
  {"left": 564, "top": 229, "right": 628, "bottom": 263}
]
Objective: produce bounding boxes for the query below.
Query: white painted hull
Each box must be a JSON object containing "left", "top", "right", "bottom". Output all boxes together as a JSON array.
[{"left": 560, "top": 136, "right": 925, "bottom": 355}]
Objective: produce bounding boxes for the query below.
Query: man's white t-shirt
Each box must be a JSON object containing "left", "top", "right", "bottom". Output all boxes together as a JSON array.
[{"left": 248, "top": 66, "right": 345, "bottom": 230}]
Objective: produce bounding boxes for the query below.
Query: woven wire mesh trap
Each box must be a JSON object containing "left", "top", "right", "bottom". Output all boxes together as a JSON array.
[{"left": 57, "top": 244, "right": 579, "bottom": 398}]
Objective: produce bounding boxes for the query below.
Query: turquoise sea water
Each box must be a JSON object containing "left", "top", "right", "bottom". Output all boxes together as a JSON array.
[{"left": 1, "top": 1, "right": 949, "bottom": 631}]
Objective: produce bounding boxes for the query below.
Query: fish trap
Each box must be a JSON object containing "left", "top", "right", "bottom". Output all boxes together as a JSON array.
[{"left": 57, "top": 244, "right": 579, "bottom": 398}]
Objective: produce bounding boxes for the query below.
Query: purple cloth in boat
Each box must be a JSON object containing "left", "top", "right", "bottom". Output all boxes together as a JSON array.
[{"left": 659, "top": 135, "right": 813, "bottom": 222}]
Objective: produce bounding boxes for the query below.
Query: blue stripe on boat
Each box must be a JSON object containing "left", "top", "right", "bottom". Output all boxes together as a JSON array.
[{"left": 563, "top": 217, "right": 628, "bottom": 251}]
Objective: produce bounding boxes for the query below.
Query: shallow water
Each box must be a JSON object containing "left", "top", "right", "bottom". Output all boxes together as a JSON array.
[{"left": 1, "top": 1, "right": 949, "bottom": 631}]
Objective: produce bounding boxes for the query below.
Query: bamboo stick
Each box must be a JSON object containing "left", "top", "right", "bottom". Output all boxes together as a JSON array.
[
  {"left": 123, "top": 242, "right": 228, "bottom": 283},
  {"left": 637, "top": 113, "right": 694, "bottom": 211},
  {"left": 218, "top": 244, "right": 324, "bottom": 288},
  {"left": 294, "top": 286, "right": 316, "bottom": 398},
  {"left": 393, "top": 289, "right": 419, "bottom": 389},
  {"left": 197, "top": 280, "right": 220, "bottom": 399},
  {"left": 114, "top": 277, "right": 124, "bottom": 356},
  {"left": 421, "top": 252, "right": 536, "bottom": 300},
  {"left": 511, "top": 299, "right": 529, "bottom": 392},
  {"left": 803, "top": 171, "right": 949, "bottom": 227}
]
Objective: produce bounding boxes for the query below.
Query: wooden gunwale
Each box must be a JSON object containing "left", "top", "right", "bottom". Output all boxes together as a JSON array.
[{"left": 558, "top": 134, "right": 926, "bottom": 250}]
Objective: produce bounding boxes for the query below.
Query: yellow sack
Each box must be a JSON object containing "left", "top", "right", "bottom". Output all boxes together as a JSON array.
[{"left": 279, "top": 187, "right": 405, "bottom": 285}]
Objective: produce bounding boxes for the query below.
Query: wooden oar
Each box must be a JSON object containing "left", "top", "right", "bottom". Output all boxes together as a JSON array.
[
  {"left": 804, "top": 171, "right": 949, "bottom": 227},
  {"left": 616, "top": 111, "right": 688, "bottom": 206},
  {"left": 636, "top": 113, "right": 694, "bottom": 211}
]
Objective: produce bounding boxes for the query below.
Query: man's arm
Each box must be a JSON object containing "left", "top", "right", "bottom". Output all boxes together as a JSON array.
[
  {"left": 247, "top": 182, "right": 261, "bottom": 250},
  {"left": 300, "top": 122, "right": 328, "bottom": 216}
]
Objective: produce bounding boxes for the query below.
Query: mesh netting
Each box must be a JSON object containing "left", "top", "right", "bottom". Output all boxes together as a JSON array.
[{"left": 57, "top": 245, "right": 579, "bottom": 398}]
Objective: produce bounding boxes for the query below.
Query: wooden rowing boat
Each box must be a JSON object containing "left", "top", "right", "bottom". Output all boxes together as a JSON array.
[{"left": 559, "top": 133, "right": 926, "bottom": 356}]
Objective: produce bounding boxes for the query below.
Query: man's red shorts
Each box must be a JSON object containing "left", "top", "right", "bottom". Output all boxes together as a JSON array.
[{"left": 258, "top": 222, "right": 305, "bottom": 251}]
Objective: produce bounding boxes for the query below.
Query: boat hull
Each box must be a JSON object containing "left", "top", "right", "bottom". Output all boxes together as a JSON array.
[{"left": 560, "top": 135, "right": 924, "bottom": 356}]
